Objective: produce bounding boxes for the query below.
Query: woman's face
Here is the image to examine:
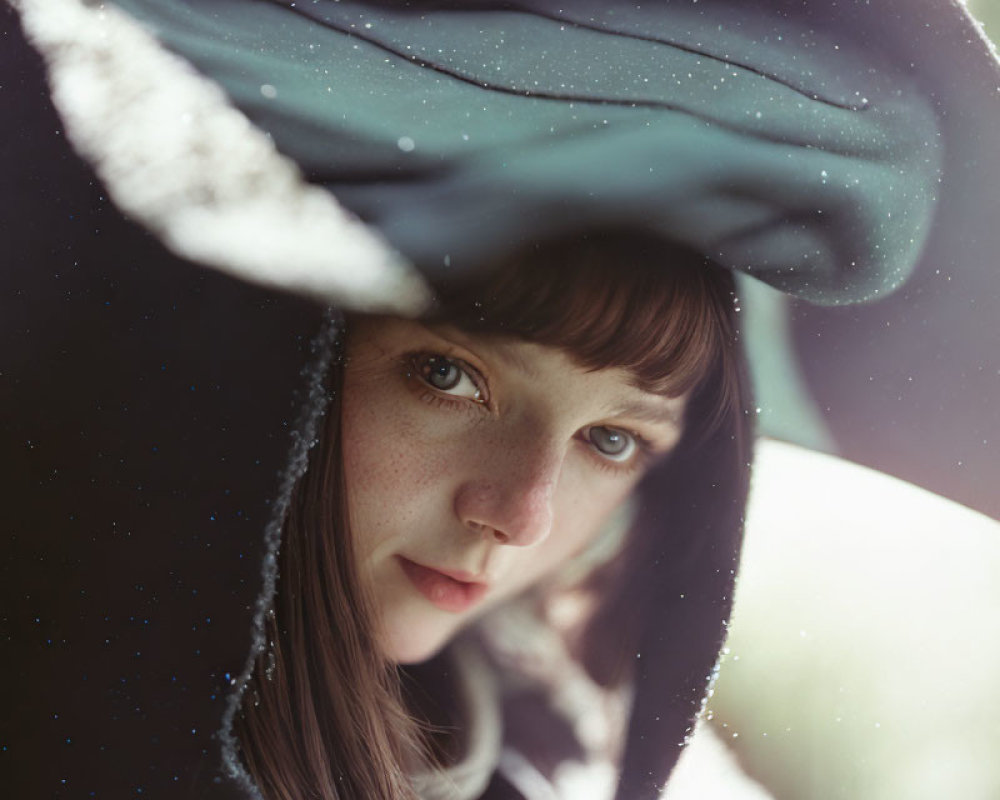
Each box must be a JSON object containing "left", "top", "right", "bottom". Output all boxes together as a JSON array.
[{"left": 342, "top": 316, "right": 686, "bottom": 664}]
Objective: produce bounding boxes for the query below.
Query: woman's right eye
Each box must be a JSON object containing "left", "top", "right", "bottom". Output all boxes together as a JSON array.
[{"left": 412, "top": 354, "right": 486, "bottom": 404}]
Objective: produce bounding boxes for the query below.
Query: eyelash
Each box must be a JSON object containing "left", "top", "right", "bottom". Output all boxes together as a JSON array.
[
  {"left": 404, "top": 352, "right": 489, "bottom": 412},
  {"left": 584, "top": 429, "right": 656, "bottom": 476},
  {"left": 404, "top": 351, "right": 657, "bottom": 474}
]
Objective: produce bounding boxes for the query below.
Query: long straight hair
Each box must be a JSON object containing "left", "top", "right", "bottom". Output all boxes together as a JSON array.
[{"left": 234, "top": 232, "right": 753, "bottom": 799}]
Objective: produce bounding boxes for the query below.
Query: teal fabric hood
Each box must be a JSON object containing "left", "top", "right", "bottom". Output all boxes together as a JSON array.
[
  {"left": 110, "top": 0, "right": 942, "bottom": 306},
  {"left": 90, "top": 0, "right": 1000, "bottom": 518}
]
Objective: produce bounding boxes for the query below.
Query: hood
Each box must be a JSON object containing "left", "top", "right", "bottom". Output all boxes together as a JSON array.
[{"left": 4, "top": 0, "right": 999, "bottom": 798}]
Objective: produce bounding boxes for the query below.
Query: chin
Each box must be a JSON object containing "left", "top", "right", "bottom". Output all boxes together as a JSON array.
[{"left": 380, "top": 621, "right": 455, "bottom": 665}]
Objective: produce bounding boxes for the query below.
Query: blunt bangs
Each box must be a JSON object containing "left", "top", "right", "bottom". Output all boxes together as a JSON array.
[{"left": 429, "top": 232, "right": 741, "bottom": 431}]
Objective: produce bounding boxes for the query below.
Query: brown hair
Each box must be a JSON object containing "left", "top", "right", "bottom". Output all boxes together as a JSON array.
[
  {"left": 234, "top": 232, "right": 750, "bottom": 799},
  {"left": 235, "top": 351, "right": 426, "bottom": 799}
]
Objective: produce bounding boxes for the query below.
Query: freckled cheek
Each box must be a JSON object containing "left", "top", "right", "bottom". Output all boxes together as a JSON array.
[{"left": 340, "top": 382, "right": 470, "bottom": 553}]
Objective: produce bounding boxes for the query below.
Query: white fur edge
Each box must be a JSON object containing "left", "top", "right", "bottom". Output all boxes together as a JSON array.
[
  {"left": 12, "top": 0, "right": 432, "bottom": 315},
  {"left": 958, "top": 0, "right": 1000, "bottom": 71}
]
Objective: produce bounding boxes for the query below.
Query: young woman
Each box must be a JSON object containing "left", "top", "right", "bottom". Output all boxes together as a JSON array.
[
  {"left": 7, "top": 0, "right": 999, "bottom": 799},
  {"left": 233, "top": 235, "right": 752, "bottom": 799}
]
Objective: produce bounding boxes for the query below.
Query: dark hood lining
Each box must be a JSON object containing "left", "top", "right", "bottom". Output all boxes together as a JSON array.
[{"left": 218, "top": 310, "right": 345, "bottom": 796}]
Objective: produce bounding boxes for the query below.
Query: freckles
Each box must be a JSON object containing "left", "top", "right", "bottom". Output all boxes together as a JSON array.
[{"left": 343, "top": 409, "right": 453, "bottom": 530}]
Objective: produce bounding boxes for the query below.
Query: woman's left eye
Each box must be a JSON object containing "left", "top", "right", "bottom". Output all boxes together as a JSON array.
[
  {"left": 413, "top": 354, "right": 485, "bottom": 403},
  {"left": 586, "top": 426, "right": 637, "bottom": 462}
]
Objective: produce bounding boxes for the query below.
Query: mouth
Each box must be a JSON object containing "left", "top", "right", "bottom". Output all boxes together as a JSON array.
[{"left": 396, "top": 556, "right": 489, "bottom": 613}]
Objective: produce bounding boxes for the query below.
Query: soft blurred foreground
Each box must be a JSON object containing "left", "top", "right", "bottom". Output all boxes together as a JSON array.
[
  {"left": 708, "top": 439, "right": 1000, "bottom": 799},
  {"left": 707, "top": 6, "right": 1000, "bottom": 794}
]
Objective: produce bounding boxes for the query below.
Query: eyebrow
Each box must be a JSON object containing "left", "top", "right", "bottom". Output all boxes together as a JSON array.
[
  {"left": 612, "top": 397, "right": 684, "bottom": 429},
  {"left": 486, "top": 339, "right": 541, "bottom": 380}
]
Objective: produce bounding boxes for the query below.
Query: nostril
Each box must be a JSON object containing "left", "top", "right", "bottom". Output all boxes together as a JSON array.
[
  {"left": 467, "top": 519, "right": 510, "bottom": 544},
  {"left": 455, "top": 475, "right": 555, "bottom": 547}
]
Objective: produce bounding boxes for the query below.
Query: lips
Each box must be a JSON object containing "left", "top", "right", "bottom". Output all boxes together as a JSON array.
[{"left": 397, "top": 556, "right": 488, "bottom": 613}]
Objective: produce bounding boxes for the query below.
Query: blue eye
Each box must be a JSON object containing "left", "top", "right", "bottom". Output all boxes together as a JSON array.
[
  {"left": 416, "top": 355, "right": 484, "bottom": 403},
  {"left": 587, "top": 426, "right": 636, "bottom": 462},
  {"left": 425, "top": 357, "right": 462, "bottom": 390}
]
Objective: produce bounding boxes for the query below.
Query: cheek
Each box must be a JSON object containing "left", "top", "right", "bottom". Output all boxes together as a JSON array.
[
  {"left": 557, "top": 456, "right": 638, "bottom": 537},
  {"left": 344, "top": 417, "right": 433, "bottom": 508},
  {"left": 342, "top": 393, "right": 429, "bottom": 541},
  {"left": 340, "top": 370, "right": 473, "bottom": 557}
]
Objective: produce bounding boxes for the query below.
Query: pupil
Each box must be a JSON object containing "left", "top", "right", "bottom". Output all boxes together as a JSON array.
[
  {"left": 428, "top": 359, "right": 460, "bottom": 389},
  {"left": 594, "top": 427, "right": 627, "bottom": 454}
]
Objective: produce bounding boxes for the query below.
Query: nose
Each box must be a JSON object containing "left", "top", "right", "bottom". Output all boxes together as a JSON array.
[{"left": 453, "top": 436, "right": 561, "bottom": 547}]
